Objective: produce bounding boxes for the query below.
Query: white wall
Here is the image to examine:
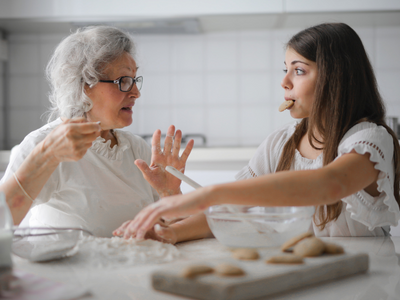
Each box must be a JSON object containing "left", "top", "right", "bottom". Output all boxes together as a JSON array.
[
  {"left": 0, "top": 62, "right": 4, "bottom": 149},
  {"left": 6, "top": 25, "right": 400, "bottom": 148}
]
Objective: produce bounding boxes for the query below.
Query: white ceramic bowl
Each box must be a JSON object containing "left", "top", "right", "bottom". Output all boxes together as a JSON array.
[{"left": 205, "top": 205, "right": 315, "bottom": 248}]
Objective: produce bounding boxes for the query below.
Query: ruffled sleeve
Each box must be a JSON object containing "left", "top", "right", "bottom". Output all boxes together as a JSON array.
[
  {"left": 235, "top": 122, "right": 297, "bottom": 180},
  {"left": 337, "top": 122, "right": 400, "bottom": 230}
]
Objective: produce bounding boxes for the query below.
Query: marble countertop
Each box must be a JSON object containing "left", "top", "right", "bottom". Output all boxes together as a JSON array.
[{"left": 7, "top": 236, "right": 400, "bottom": 300}]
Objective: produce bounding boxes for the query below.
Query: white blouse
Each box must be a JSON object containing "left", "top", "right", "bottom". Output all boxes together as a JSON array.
[
  {"left": 236, "top": 121, "right": 400, "bottom": 237},
  {"left": 1, "top": 119, "right": 159, "bottom": 237}
]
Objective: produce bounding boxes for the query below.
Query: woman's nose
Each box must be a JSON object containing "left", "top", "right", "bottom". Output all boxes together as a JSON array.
[
  {"left": 130, "top": 84, "right": 141, "bottom": 98},
  {"left": 281, "top": 74, "right": 292, "bottom": 90}
]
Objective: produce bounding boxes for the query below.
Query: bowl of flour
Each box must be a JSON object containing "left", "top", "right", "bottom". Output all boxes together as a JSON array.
[
  {"left": 12, "top": 227, "right": 82, "bottom": 262},
  {"left": 12, "top": 227, "right": 180, "bottom": 266},
  {"left": 205, "top": 205, "right": 315, "bottom": 248}
]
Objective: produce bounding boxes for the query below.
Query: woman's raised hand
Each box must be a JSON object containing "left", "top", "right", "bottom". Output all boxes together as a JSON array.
[
  {"left": 41, "top": 118, "right": 101, "bottom": 163},
  {"left": 135, "top": 125, "right": 194, "bottom": 197}
]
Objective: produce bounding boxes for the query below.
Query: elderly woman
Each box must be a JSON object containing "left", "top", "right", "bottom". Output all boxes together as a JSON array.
[{"left": 1, "top": 26, "right": 193, "bottom": 237}]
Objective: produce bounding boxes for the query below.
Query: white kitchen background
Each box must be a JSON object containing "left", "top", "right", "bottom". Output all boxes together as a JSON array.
[{"left": 2, "top": 24, "right": 400, "bottom": 148}]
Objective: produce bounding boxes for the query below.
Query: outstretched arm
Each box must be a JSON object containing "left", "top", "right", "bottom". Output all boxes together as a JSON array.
[
  {"left": 1, "top": 118, "right": 101, "bottom": 224},
  {"left": 114, "top": 212, "right": 213, "bottom": 244},
  {"left": 117, "top": 151, "right": 380, "bottom": 240}
]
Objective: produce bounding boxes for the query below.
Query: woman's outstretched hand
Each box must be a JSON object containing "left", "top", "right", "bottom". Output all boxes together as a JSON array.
[
  {"left": 113, "top": 189, "right": 211, "bottom": 240},
  {"left": 42, "top": 118, "right": 101, "bottom": 163},
  {"left": 135, "top": 125, "right": 194, "bottom": 197},
  {"left": 114, "top": 218, "right": 178, "bottom": 244}
]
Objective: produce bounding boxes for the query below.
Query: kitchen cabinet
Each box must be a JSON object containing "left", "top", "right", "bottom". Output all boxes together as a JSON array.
[
  {"left": 286, "top": 0, "right": 400, "bottom": 13},
  {"left": 0, "top": 0, "right": 399, "bottom": 21},
  {"left": 0, "top": 0, "right": 283, "bottom": 20}
]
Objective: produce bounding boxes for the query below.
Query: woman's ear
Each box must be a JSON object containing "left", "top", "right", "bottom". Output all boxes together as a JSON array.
[{"left": 84, "top": 83, "right": 92, "bottom": 96}]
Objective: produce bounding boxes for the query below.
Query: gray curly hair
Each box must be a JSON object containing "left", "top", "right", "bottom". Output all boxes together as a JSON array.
[{"left": 46, "top": 26, "right": 136, "bottom": 121}]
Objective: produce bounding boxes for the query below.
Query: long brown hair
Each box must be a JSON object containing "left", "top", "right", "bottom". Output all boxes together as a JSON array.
[{"left": 276, "top": 23, "right": 400, "bottom": 229}]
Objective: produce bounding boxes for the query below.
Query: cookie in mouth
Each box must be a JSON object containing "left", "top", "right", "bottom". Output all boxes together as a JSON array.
[{"left": 278, "top": 100, "right": 294, "bottom": 112}]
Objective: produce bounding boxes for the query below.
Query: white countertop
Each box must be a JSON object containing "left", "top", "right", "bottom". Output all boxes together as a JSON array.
[
  {"left": 184, "top": 147, "right": 256, "bottom": 170},
  {"left": 0, "top": 148, "right": 255, "bottom": 172},
  {"left": 186, "top": 147, "right": 257, "bottom": 162},
  {"left": 8, "top": 237, "right": 400, "bottom": 300}
]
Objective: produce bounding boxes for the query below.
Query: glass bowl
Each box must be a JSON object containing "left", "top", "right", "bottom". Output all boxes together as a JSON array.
[
  {"left": 205, "top": 205, "right": 315, "bottom": 248},
  {"left": 12, "top": 227, "right": 91, "bottom": 262}
]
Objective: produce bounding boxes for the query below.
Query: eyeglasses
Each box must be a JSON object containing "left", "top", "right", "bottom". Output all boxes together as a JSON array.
[{"left": 99, "top": 76, "right": 143, "bottom": 92}]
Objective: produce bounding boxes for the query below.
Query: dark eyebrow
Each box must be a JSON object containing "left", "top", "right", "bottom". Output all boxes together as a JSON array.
[
  {"left": 283, "top": 60, "right": 310, "bottom": 66},
  {"left": 291, "top": 60, "right": 309, "bottom": 66}
]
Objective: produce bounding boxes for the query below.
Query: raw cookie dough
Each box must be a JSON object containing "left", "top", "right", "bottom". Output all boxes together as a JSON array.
[
  {"left": 281, "top": 231, "right": 314, "bottom": 252},
  {"left": 324, "top": 242, "right": 345, "bottom": 254},
  {"left": 266, "top": 254, "right": 304, "bottom": 264},
  {"left": 215, "top": 263, "right": 245, "bottom": 276},
  {"left": 232, "top": 248, "right": 260, "bottom": 260},
  {"left": 181, "top": 265, "right": 214, "bottom": 278},
  {"left": 278, "top": 100, "right": 294, "bottom": 112},
  {"left": 293, "top": 237, "right": 325, "bottom": 257}
]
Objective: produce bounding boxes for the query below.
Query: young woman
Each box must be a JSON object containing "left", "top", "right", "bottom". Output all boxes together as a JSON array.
[{"left": 114, "top": 23, "right": 400, "bottom": 241}]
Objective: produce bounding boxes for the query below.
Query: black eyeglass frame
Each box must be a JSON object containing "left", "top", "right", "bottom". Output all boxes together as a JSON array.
[{"left": 99, "top": 76, "right": 143, "bottom": 92}]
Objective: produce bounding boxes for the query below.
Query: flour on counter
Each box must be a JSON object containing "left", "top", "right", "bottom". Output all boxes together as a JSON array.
[{"left": 62, "top": 236, "right": 180, "bottom": 268}]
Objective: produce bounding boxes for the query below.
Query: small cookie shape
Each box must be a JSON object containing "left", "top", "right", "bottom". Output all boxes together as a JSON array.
[
  {"left": 293, "top": 237, "right": 326, "bottom": 257},
  {"left": 232, "top": 248, "right": 260, "bottom": 260},
  {"left": 266, "top": 254, "right": 304, "bottom": 264},
  {"left": 278, "top": 100, "right": 294, "bottom": 112},
  {"left": 181, "top": 265, "right": 214, "bottom": 278},
  {"left": 215, "top": 263, "right": 245, "bottom": 277},
  {"left": 324, "top": 242, "right": 344, "bottom": 255},
  {"left": 281, "top": 231, "right": 314, "bottom": 252}
]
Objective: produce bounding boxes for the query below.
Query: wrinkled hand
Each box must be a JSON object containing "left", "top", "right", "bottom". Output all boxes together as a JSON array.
[
  {"left": 113, "top": 189, "right": 211, "bottom": 240},
  {"left": 41, "top": 118, "right": 101, "bottom": 163},
  {"left": 135, "top": 125, "right": 194, "bottom": 197},
  {"left": 113, "top": 219, "right": 178, "bottom": 244}
]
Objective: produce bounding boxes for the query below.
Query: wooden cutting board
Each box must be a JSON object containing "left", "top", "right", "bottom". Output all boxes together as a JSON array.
[{"left": 152, "top": 252, "right": 368, "bottom": 300}]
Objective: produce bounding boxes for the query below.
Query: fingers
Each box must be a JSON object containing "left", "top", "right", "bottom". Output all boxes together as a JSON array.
[
  {"left": 135, "top": 203, "right": 185, "bottom": 240},
  {"left": 123, "top": 203, "right": 166, "bottom": 240},
  {"left": 45, "top": 119, "right": 101, "bottom": 163},
  {"left": 180, "top": 139, "right": 194, "bottom": 163},
  {"left": 63, "top": 118, "right": 101, "bottom": 136},
  {"left": 172, "top": 130, "right": 182, "bottom": 157},
  {"left": 136, "top": 210, "right": 164, "bottom": 240},
  {"left": 154, "top": 224, "right": 175, "bottom": 244},
  {"left": 115, "top": 221, "right": 175, "bottom": 244},
  {"left": 64, "top": 125, "right": 100, "bottom": 154},
  {"left": 151, "top": 125, "right": 192, "bottom": 161},
  {"left": 64, "top": 117, "right": 86, "bottom": 124},
  {"left": 134, "top": 159, "right": 150, "bottom": 175},
  {"left": 113, "top": 220, "right": 131, "bottom": 236},
  {"left": 151, "top": 129, "right": 162, "bottom": 156},
  {"left": 163, "top": 125, "right": 175, "bottom": 154},
  {"left": 120, "top": 193, "right": 202, "bottom": 240},
  {"left": 68, "top": 121, "right": 102, "bottom": 135}
]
